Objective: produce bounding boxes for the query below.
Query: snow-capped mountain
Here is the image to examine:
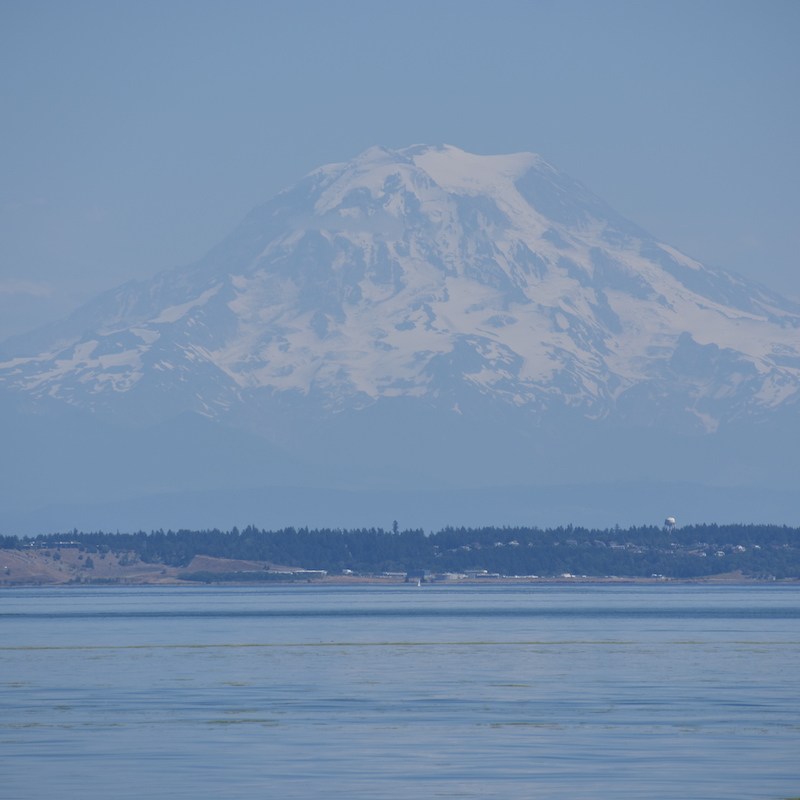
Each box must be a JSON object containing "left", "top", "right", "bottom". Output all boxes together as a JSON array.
[
  {"left": 2, "top": 144, "right": 800, "bottom": 536},
  {"left": 2, "top": 144, "right": 798, "bottom": 435}
]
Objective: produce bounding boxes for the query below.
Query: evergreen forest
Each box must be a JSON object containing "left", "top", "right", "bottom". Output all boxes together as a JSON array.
[{"left": 2, "top": 523, "right": 800, "bottom": 580}]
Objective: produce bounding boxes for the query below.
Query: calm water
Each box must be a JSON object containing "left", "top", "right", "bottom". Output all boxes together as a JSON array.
[{"left": 1, "top": 584, "right": 799, "bottom": 799}]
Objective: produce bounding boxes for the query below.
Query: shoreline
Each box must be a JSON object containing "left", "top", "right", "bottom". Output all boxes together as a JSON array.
[
  {"left": 2, "top": 548, "right": 797, "bottom": 589},
  {"left": 2, "top": 574, "right": 797, "bottom": 589}
]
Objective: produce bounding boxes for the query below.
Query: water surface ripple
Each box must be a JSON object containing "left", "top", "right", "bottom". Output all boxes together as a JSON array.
[{"left": 1, "top": 584, "right": 798, "bottom": 799}]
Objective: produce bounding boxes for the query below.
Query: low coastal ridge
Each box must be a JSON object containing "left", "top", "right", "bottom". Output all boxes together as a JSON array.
[{"left": 2, "top": 524, "right": 799, "bottom": 586}]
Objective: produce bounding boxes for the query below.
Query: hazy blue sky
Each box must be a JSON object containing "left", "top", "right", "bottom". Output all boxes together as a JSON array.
[{"left": 1, "top": 0, "right": 798, "bottom": 341}]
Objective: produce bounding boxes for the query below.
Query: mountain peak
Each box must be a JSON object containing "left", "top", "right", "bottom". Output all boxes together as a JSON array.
[
  {"left": 310, "top": 143, "right": 546, "bottom": 214},
  {"left": 404, "top": 143, "right": 544, "bottom": 196}
]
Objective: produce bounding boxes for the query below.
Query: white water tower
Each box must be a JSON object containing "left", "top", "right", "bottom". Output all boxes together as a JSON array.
[{"left": 664, "top": 516, "right": 677, "bottom": 530}]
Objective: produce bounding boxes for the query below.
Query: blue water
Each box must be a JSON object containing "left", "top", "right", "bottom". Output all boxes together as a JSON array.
[{"left": 1, "top": 584, "right": 798, "bottom": 799}]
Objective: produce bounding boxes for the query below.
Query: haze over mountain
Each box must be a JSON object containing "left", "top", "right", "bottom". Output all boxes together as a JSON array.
[{"left": 2, "top": 145, "right": 798, "bottom": 533}]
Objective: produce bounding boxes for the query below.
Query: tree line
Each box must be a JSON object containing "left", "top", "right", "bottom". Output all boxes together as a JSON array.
[{"left": 2, "top": 523, "right": 799, "bottom": 579}]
